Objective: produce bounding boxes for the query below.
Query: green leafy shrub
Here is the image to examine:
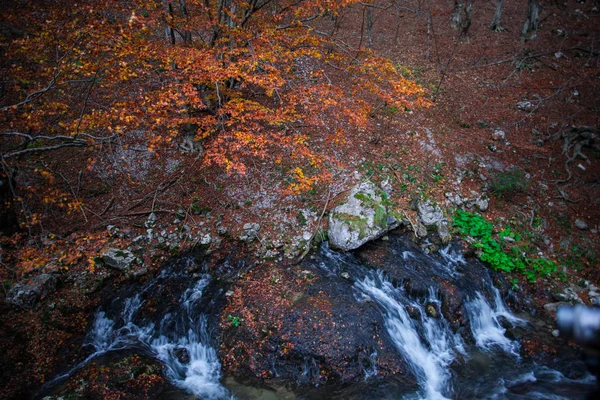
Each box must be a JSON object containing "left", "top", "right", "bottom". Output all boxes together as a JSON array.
[
  {"left": 227, "top": 315, "right": 241, "bottom": 327},
  {"left": 453, "top": 210, "right": 557, "bottom": 282},
  {"left": 489, "top": 170, "right": 530, "bottom": 198}
]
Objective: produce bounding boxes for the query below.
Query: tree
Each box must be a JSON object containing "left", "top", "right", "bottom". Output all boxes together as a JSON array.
[
  {"left": 521, "top": 0, "right": 541, "bottom": 40},
  {"left": 489, "top": 0, "right": 505, "bottom": 32},
  {"left": 1, "top": 0, "right": 429, "bottom": 230},
  {"left": 450, "top": 0, "right": 473, "bottom": 35}
]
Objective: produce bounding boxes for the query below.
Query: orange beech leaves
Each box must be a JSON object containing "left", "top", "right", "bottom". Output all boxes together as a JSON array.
[{"left": 1, "top": 0, "right": 429, "bottom": 225}]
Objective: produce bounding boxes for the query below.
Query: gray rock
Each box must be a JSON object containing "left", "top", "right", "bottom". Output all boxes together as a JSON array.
[
  {"left": 474, "top": 197, "right": 489, "bottom": 212},
  {"left": 380, "top": 179, "right": 393, "bottom": 196},
  {"left": 543, "top": 302, "right": 571, "bottom": 313},
  {"left": 437, "top": 220, "right": 452, "bottom": 244},
  {"left": 341, "top": 272, "right": 350, "bottom": 279},
  {"left": 517, "top": 100, "right": 535, "bottom": 112},
  {"left": 199, "top": 234, "right": 212, "bottom": 245},
  {"left": 415, "top": 222, "right": 428, "bottom": 238},
  {"left": 145, "top": 212, "right": 157, "bottom": 228},
  {"left": 417, "top": 200, "right": 445, "bottom": 226},
  {"left": 492, "top": 129, "right": 506, "bottom": 141},
  {"left": 239, "top": 223, "right": 260, "bottom": 242},
  {"left": 417, "top": 200, "right": 451, "bottom": 242},
  {"left": 133, "top": 267, "right": 148, "bottom": 278},
  {"left": 552, "top": 329, "right": 560, "bottom": 338},
  {"left": 217, "top": 225, "right": 228, "bottom": 236},
  {"left": 328, "top": 181, "right": 399, "bottom": 251},
  {"left": 6, "top": 274, "right": 57, "bottom": 309},
  {"left": 102, "top": 248, "right": 136, "bottom": 271},
  {"left": 574, "top": 219, "right": 588, "bottom": 230}
]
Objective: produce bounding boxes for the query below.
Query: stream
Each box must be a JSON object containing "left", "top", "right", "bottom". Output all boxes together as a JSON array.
[{"left": 42, "top": 234, "right": 597, "bottom": 399}]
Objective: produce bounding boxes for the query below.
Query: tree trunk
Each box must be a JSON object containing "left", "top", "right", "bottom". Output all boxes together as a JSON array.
[
  {"left": 164, "top": 1, "right": 176, "bottom": 45},
  {"left": 367, "top": 8, "right": 373, "bottom": 48},
  {"left": 451, "top": 0, "right": 472, "bottom": 34},
  {"left": 490, "top": 0, "right": 505, "bottom": 31},
  {"left": 521, "top": 0, "right": 541, "bottom": 40},
  {"left": 462, "top": 0, "right": 473, "bottom": 36},
  {"left": 451, "top": 1, "right": 463, "bottom": 29}
]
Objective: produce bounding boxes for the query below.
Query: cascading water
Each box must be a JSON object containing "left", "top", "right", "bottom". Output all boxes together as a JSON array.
[
  {"left": 355, "top": 271, "right": 465, "bottom": 399},
  {"left": 43, "top": 260, "right": 231, "bottom": 400},
  {"left": 45, "top": 235, "right": 596, "bottom": 399},
  {"left": 464, "top": 288, "right": 524, "bottom": 355}
]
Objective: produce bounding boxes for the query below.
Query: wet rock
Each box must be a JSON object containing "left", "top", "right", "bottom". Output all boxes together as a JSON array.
[
  {"left": 174, "top": 347, "right": 191, "bottom": 364},
  {"left": 239, "top": 223, "right": 260, "bottom": 242},
  {"left": 6, "top": 274, "right": 57, "bottom": 309},
  {"left": 574, "top": 219, "right": 588, "bottom": 230},
  {"left": 426, "top": 303, "right": 439, "bottom": 319},
  {"left": 102, "top": 248, "right": 136, "bottom": 271},
  {"left": 328, "top": 181, "right": 399, "bottom": 251}
]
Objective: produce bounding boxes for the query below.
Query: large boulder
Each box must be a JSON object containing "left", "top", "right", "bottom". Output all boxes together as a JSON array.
[
  {"left": 6, "top": 274, "right": 57, "bottom": 309},
  {"left": 328, "top": 181, "right": 400, "bottom": 251}
]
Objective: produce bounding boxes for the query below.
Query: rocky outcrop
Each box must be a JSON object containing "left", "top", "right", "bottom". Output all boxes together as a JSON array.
[
  {"left": 328, "top": 181, "right": 400, "bottom": 251},
  {"left": 6, "top": 274, "right": 57, "bottom": 309}
]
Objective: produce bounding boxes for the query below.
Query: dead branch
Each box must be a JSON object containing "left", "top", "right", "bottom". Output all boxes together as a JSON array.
[{"left": 296, "top": 188, "right": 333, "bottom": 263}]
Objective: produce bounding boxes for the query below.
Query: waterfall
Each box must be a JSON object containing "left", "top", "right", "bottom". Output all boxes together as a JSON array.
[
  {"left": 355, "top": 271, "right": 464, "bottom": 399},
  {"left": 43, "top": 266, "right": 231, "bottom": 400}
]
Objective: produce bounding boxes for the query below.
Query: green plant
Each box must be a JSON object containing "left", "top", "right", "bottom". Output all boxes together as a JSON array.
[
  {"left": 453, "top": 210, "right": 557, "bottom": 282},
  {"left": 297, "top": 211, "right": 307, "bottom": 226},
  {"left": 489, "top": 170, "right": 530, "bottom": 198},
  {"left": 227, "top": 315, "right": 241, "bottom": 327}
]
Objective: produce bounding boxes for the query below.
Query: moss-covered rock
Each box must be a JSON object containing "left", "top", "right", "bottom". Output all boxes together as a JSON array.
[{"left": 328, "top": 182, "right": 400, "bottom": 251}]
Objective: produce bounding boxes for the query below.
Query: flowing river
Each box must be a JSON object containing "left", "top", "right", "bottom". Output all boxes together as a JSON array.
[{"left": 41, "top": 234, "right": 597, "bottom": 399}]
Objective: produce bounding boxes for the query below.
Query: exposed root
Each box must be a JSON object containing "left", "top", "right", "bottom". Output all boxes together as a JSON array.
[{"left": 552, "top": 126, "right": 598, "bottom": 184}]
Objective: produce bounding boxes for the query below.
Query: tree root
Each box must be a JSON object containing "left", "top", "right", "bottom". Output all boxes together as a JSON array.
[{"left": 552, "top": 126, "right": 597, "bottom": 184}]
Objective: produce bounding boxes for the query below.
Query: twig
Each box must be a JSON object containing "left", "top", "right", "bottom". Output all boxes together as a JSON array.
[
  {"left": 100, "top": 197, "right": 114, "bottom": 216},
  {"left": 56, "top": 171, "right": 88, "bottom": 223},
  {"left": 118, "top": 210, "right": 175, "bottom": 217}
]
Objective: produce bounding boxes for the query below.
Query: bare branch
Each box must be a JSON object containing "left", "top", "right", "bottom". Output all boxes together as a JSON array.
[{"left": 3, "top": 142, "right": 86, "bottom": 159}]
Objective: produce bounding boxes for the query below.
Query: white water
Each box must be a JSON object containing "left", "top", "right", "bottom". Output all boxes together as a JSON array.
[
  {"left": 465, "top": 287, "right": 525, "bottom": 355},
  {"left": 355, "top": 271, "right": 464, "bottom": 399},
  {"left": 354, "top": 269, "right": 527, "bottom": 399},
  {"left": 56, "top": 273, "right": 231, "bottom": 400}
]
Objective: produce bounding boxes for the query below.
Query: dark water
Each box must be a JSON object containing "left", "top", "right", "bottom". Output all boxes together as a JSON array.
[{"left": 43, "top": 235, "right": 597, "bottom": 399}]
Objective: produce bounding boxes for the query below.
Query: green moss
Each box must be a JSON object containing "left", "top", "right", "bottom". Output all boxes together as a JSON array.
[{"left": 333, "top": 211, "right": 371, "bottom": 240}]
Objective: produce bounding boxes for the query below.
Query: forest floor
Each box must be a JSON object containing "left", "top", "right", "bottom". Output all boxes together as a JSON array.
[{"left": 1, "top": 0, "right": 599, "bottom": 398}]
